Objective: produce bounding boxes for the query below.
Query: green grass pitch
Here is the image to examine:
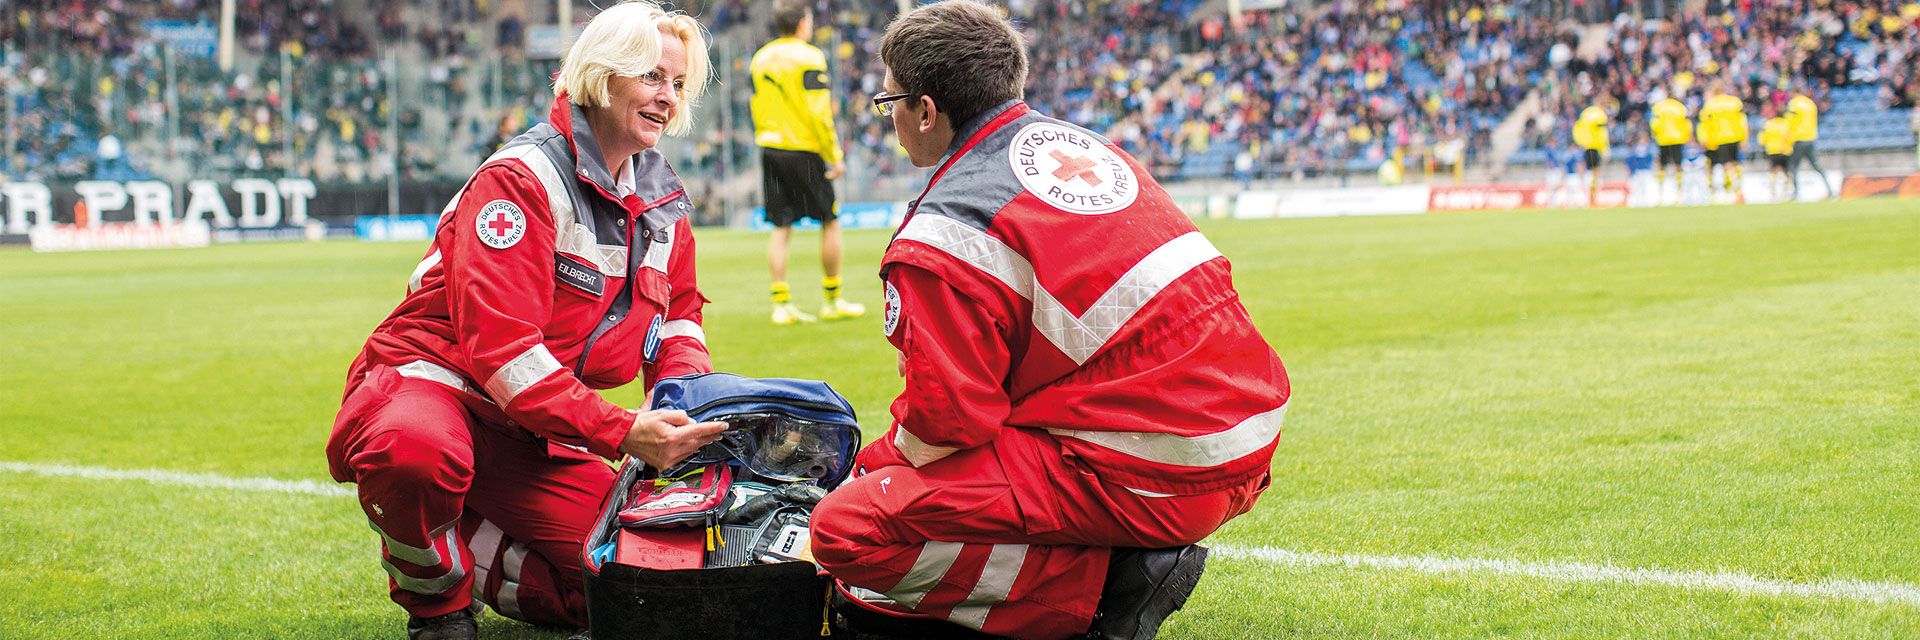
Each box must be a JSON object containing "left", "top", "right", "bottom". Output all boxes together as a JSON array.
[{"left": 2, "top": 200, "right": 1917, "bottom": 638}]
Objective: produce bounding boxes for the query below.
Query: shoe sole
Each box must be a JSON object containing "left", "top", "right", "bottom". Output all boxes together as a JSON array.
[{"left": 1132, "top": 545, "right": 1209, "bottom": 640}]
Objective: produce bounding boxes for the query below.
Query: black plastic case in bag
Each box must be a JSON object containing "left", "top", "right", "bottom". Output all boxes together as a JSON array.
[{"left": 582, "top": 460, "right": 830, "bottom": 640}]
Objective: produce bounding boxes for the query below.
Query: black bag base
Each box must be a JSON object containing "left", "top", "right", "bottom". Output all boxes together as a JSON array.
[
  {"left": 585, "top": 458, "right": 835, "bottom": 640},
  {"left": 585, "top": 560, "right": 828, "bottom": 640}
]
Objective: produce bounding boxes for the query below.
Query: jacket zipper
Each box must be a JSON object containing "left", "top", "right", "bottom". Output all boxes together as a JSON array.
[{"left": 685, "top": 394, "right": 850, "bottom": 417}]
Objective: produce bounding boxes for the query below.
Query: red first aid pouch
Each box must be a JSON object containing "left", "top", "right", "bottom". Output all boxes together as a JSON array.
[{"left": 616, "top": 462, "right": 731, "bottom": 528}]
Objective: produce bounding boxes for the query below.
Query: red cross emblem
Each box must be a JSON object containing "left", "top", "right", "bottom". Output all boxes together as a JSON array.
[
  {"left": 486, "top": 211, "right": 518, "bottom": 237},
  {"left": 1049, "top": 150, "right": 1103, "bottom": 186},
  {"left": 475, "top": 200, "right": 526, "bottom": 249}
]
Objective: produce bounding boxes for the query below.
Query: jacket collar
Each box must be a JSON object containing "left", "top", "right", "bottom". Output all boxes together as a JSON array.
[
  {"left": 938, "top": 99, "right": 1027, "bottom": 167},
  {"left": 549, "top": 93, "right": 626, "bottom": 202},
  {"left": 921, "top": 99, "right": 1028, "bottom": 191}
]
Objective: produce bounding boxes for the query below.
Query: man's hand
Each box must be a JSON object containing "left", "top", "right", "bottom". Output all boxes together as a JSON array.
[
  {"left": 824, "top": 162, "right": 845, "bottom": 180},
  {"left": 620, "top": 409, "right": 728, "bottom": 470}
]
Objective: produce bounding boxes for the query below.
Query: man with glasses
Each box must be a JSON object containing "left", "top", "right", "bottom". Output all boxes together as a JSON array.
[
  {"left": 812, "top": 3, "right": 1290, "bottom": 639},
  {"left": 751, "top": 0, "right": 865, "bottom": 325}
]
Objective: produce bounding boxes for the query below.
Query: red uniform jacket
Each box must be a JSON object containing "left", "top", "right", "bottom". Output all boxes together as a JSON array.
[
  {"left": 346, "top": 95, "right": 711, "bottom": 461},
  {"left": 868, "top": 101, "right": 1290, "bottom": 495}
]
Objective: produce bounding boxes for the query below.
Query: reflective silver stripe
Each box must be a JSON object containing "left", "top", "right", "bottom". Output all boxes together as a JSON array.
[
  {"left": 384, "top": 552, "right": 466, "bottom": 595},
  {"left": 640, "top": 224, "right": 673, "bottom": 273},
  {"left": 408, "top": 249, "right": 442, "bottom": 294},
  {"left": 659, "top": 319, "right": 706, "bottom": 345},
  {"left": 1047, "top": 402, "right": 1287, "bottom": 468},
  {"left": 1125, "top": 486, "right": 1175, "bottom": 498},
  {"left": 482, "top": 344, "right": 563, "bottom": 406},
  {"left": 894, "top": 427, "right": 957, "bottom": 467},
  {"left": 894, "top": 215, "right": 1035, "bottom": 297},
  {"left": 1049, "top": 232, "right": 1220, "bottom": 363},
  {"left": 846, "top": 585, "right": 901, "bottom": 606},
  {"left": 497, "top": 581, "right": 523, "bottom": 619},
  {"left": 370, "top": 517, "right": 458, "bottom": 567},
  {"left": 393, "top": 360, "right": 476, "bottom": 396},
  {"left": 884, "top": 541, "right": 964, "bottom": 608},
  {"left": 496, "top": 542, "right": 530, "bottom": 619},
  {"left": 378, "top": 520, "right": 466, "bottom": 595},
  {"left": 502, "top": 543, "right": 529, "bottom": 582},
  {"left": 468, "top": 520, "right": 504, "bottom": 594},
  {"left": 895, "top": 216, "right": 1221, "bottom": 364},
  {"left": 947, "top": 544, "right": 1029, "bottom": 630},
  {"left": 495, "top": 144, "right": 628, "bottom": 277}
]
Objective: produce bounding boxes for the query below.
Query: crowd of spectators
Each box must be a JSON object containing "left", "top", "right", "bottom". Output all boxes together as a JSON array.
[
  {"left": 1522, "top": 0, "right": 1920, "bottom": 162},
  {"left": 12, "top": 0, "right": 1920, "bottom": 195},
  {"left": 791, "top": 0, "right": 1562, "bottom": 184},
  {"left": 1, "top": 0, "right": 552, "bottom": 184}
]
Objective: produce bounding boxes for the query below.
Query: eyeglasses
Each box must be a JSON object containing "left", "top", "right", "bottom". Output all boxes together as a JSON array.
[
  {"left": 637, "top": 69, "right": 686, "bottom": 97},
  {"left": 872, "top": 91, "right": 913, "bottom": 117}
]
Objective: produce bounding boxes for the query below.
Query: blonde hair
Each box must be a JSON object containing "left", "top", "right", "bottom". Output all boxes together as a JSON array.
[{"left": 553, "top": 1, "right": 711, "bottom": 136}]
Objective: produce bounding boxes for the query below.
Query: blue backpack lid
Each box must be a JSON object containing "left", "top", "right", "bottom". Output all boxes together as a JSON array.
[{"left": 649, "top": 372, "right": 859, "bottom": 426}]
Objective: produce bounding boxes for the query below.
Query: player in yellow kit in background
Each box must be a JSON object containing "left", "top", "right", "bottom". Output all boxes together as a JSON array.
[
  {"left": 1785, "top": 92, "right": 1832, "bottom": 200},
  {"left": 752, "top": 0, "right": 865, "bottom": 325},
  {"left": 1572, "top": 103, "right": 1611, "bottom": 207},
  {"left": 1649, "top": 95, "right": 1691, "bottom": 205},
  {"left": 1760, "top": 106, "right": 1793, "bottom": 202},
  {"left": 1699, "top": 82, "right": 1749, "bottom": 204}
]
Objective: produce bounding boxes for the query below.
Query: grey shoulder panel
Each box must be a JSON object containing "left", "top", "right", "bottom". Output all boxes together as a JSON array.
[{"left": 912, "top": 111, "right": 1044, "bottom": 232}]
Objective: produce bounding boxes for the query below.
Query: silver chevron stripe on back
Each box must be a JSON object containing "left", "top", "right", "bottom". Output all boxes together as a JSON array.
[{"left": 893, "top": 215, "right": 1222, "bottom": 364}]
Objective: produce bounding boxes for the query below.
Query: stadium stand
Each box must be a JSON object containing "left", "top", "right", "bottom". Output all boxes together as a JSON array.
[{"left": 4, "top": 0, "right": 1918, "bottom": 204}]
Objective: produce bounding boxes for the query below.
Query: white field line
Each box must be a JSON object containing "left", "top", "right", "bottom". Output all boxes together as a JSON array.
[
  {"left": 1209, "top": 544, "right": 1920, "bottom": 608},
  {"left": 3, "top": 460, "right": 1916, "bottom": 609},
  {"left": 0, "top": 460, "right": 354, "bottom": 497}
]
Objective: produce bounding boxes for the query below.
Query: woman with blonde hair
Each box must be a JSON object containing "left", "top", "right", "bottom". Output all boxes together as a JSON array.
[{"left": 324, "top": 3, "right": 721, "bottom": 638}]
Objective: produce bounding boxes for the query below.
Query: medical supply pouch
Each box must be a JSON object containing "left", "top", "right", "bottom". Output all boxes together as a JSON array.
[
  {"left": 615, "top": 462, "right": 731, "bottom": 528},
  {"left": 583, "top": 373, "right": 864, "bottom": 640}
]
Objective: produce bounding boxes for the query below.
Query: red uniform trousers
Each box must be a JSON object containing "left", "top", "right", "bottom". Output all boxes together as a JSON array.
[
  {"left": 812, "top": 428, "right": 1267, "bottom": 640},
  {"left": 326, "top": 365, "right": 615, "bottom": 625}
]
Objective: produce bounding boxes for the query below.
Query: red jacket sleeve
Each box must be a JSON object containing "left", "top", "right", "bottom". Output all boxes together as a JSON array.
[
  {"left": 645, "top": 216, "right": 712, "bottom": 384},
  {"left": 444, "top": 164, "right": 633, "bottom": 460},
  {"left": 877, "top": 264, "right": 1014, "bottom": 466}
]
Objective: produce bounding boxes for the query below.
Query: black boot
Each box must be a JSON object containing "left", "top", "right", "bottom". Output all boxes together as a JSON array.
[
  {"left": 406, "top": 601, "right": 481, "bottom": 640},
  {"left": 1083, "top": 545, "right": 1209, "bottom": 640}
]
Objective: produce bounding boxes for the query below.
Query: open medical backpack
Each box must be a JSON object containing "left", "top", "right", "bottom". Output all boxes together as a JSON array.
[{"left": 581, "top": 372, "right": 863, "bottom": 640}]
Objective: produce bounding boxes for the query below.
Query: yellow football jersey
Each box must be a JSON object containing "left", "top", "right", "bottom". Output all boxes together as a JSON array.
[
  {"left": 1761, "top": 117, "right": 1793, "bottom": 156},
  {"left": 1573, "top": 106, "right": 1610, "bottom": 152},
  {"left": 1650, "top": 98, "right": 1691, "bottom": 146},
  {"left": 1786, "top": 94, "right": 1818, "bottom": 142},
  {"left": 1701, "top": 95, "right": 1749, "bottom": 146},
  {"left": 750, "top": 37, "right": 843, "bottom": 164}
]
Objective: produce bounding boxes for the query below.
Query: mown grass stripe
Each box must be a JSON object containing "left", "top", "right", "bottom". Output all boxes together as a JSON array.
[{"left": 1211, "top": 544, "right": 1920, "bottom": 608}]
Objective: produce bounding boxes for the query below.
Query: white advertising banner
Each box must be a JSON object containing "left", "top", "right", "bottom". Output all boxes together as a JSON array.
[
  {"left": 1274, "top": 185, "right": 1432, "bottom": 218},
  {"left": 29, "top": 222, "right": 212, "bottom": 252}
]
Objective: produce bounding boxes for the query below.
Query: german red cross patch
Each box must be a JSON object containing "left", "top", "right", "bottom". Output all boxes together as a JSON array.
[
  {"left": 1007, "top": 122, "right": 1139, "bottom": 215},
  {"left": 476, "top": 200, "right": 527, "bottom": 249}
]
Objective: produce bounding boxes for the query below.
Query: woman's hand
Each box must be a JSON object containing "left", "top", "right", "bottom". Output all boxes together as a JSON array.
[{"left": 620, "top": 409, "right": 728, "bottom": 470}]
